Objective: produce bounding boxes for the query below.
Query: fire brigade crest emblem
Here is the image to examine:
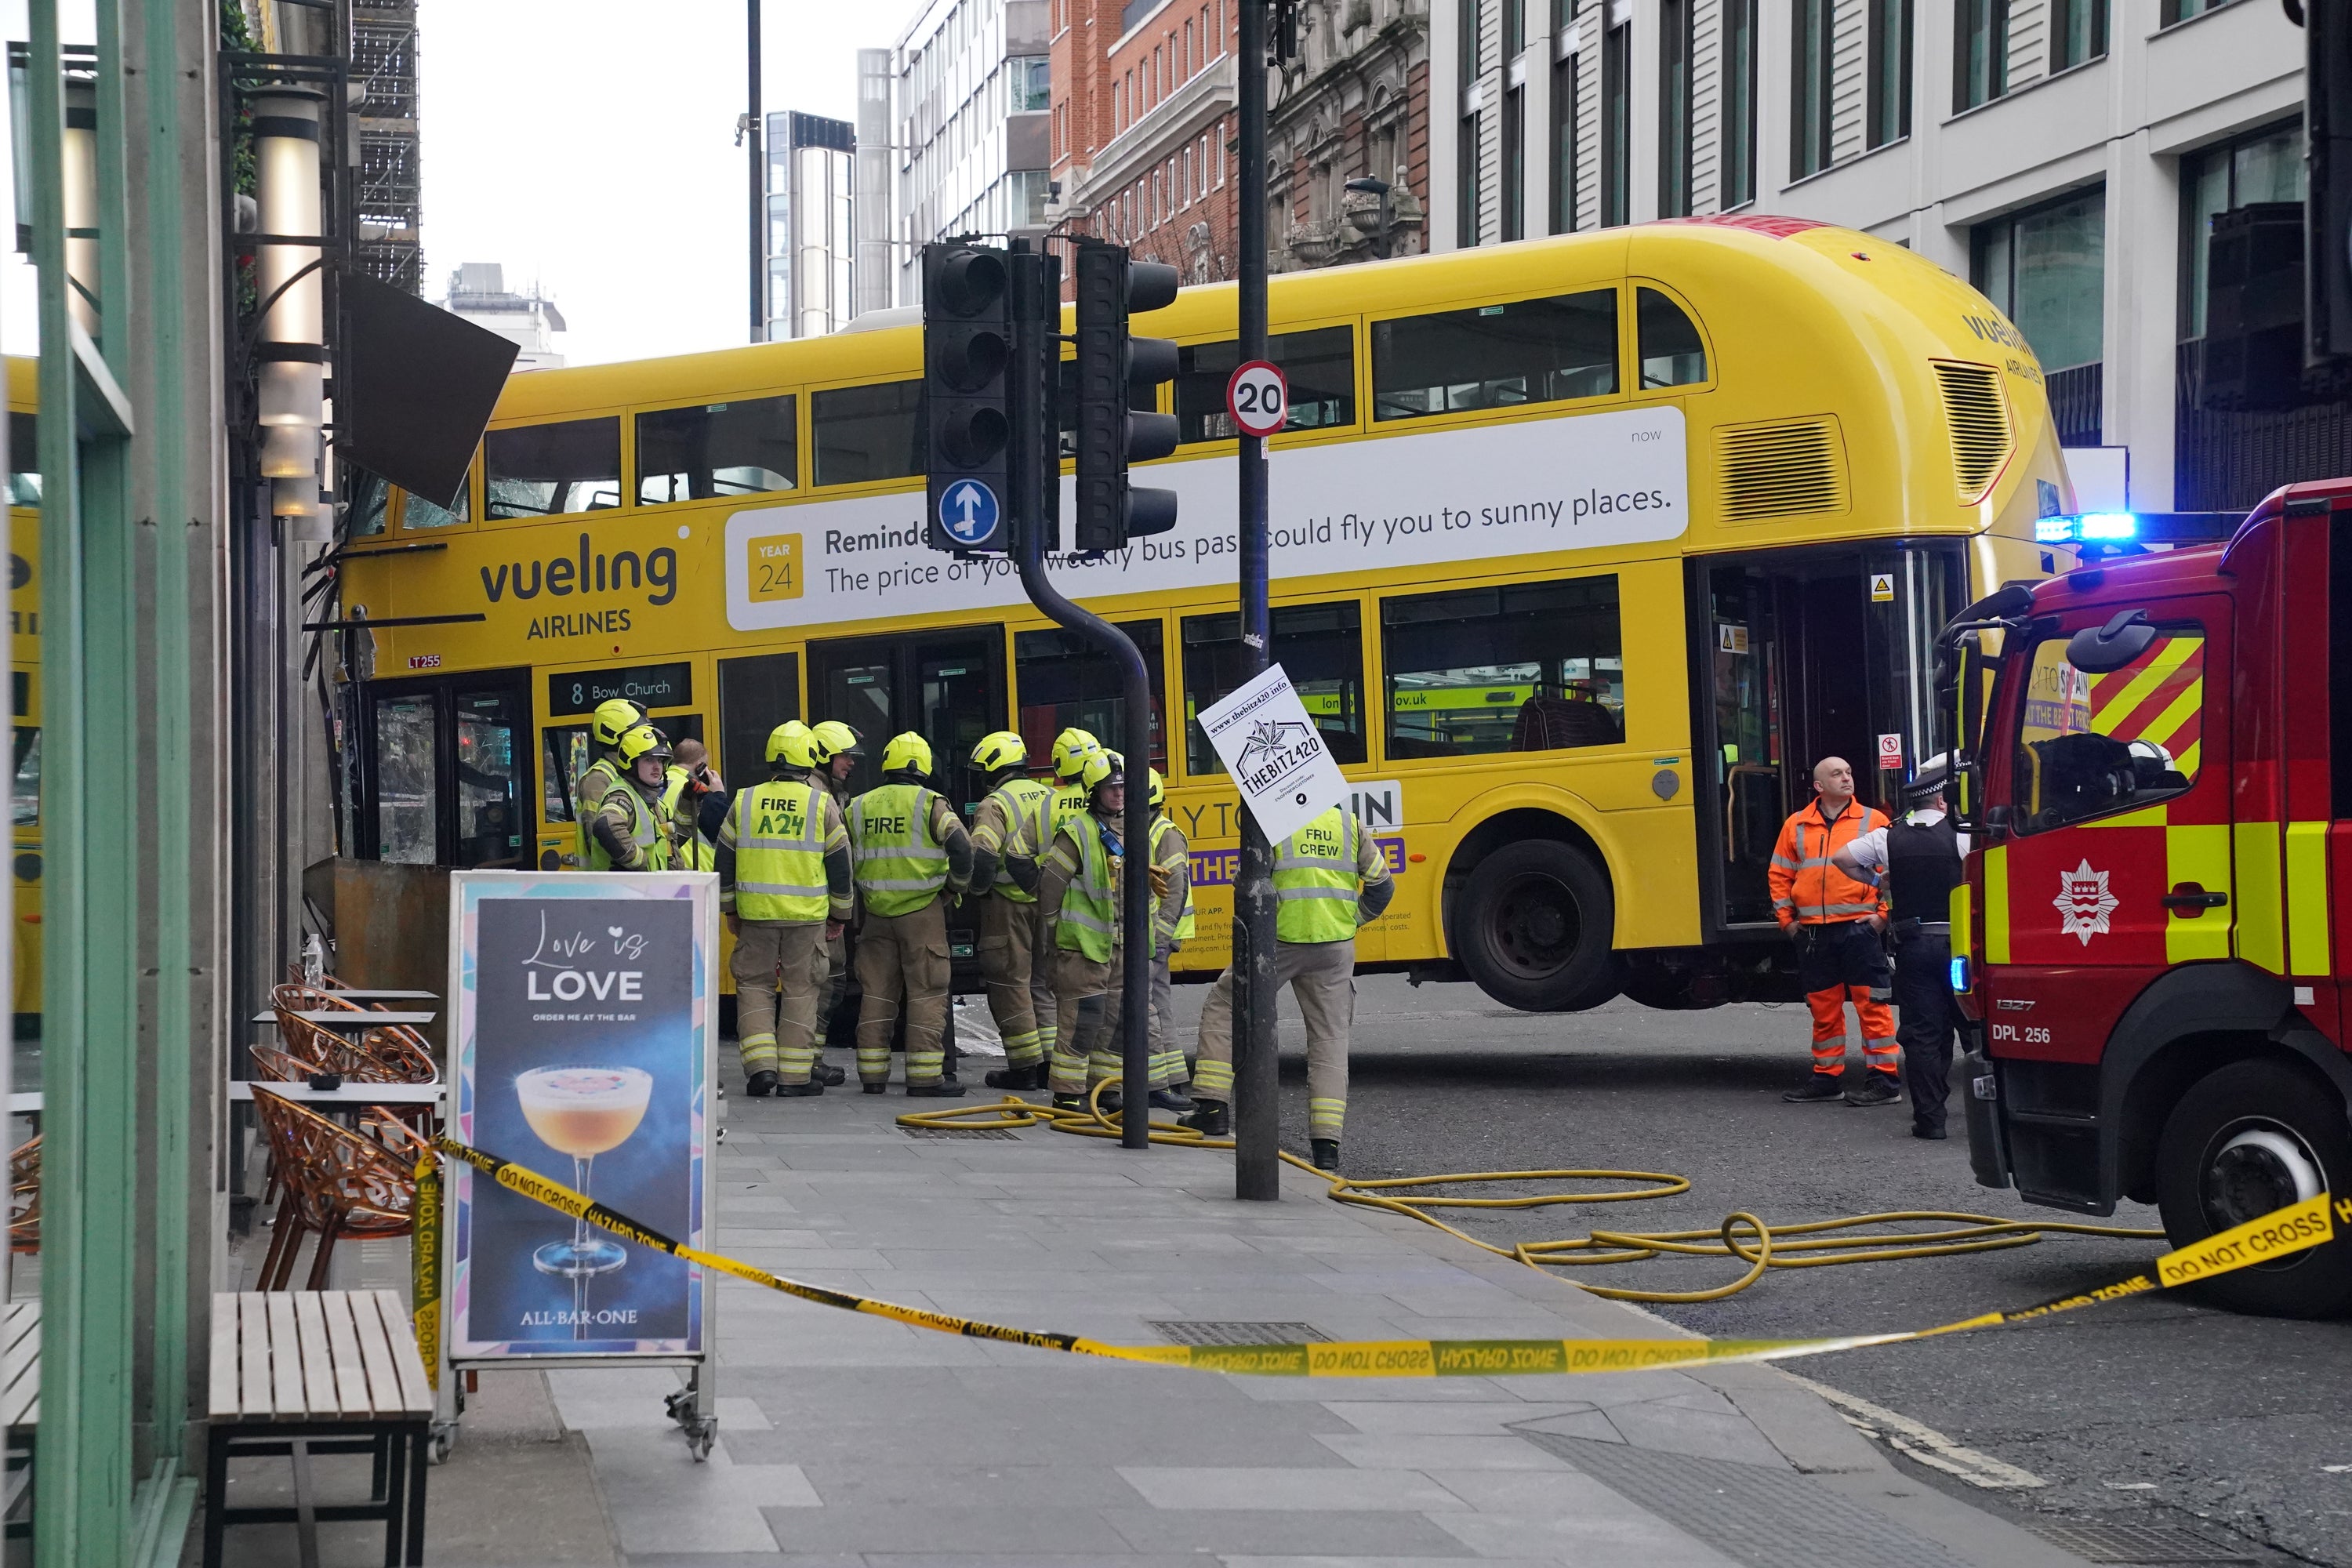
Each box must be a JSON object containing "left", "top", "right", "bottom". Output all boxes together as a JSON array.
[{"left": 2054, "top": 859, "right": 2120, "bottom": 946}]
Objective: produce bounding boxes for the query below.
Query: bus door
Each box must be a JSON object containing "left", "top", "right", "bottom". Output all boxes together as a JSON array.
[
  {"left": 536, "top": 662, "right": 702, "bottom": 868},
  {"left": 1692, "top": 544, "right": 1962, "bottom": 937},
  {"left": 358, "top": 670, "right": 534, "bottom": 869}
]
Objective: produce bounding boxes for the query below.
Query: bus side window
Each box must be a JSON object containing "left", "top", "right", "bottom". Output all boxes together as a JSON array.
[
  {"left": 542, "top": 726, "right": 589, "bottom": 822},
  {"left": 717, "top": 651, "right": 801, "bottom": 786},
  {"left": 7, "top": 413, "right": 37, "bottom": 507},
  {"left": 347, "top": 470, "right": 390, "bottom": 536},
  {"left": 1636, "top": 288, "right": 1708, "bottom": 388},
  {"left": 1382, "top": 575, "right": 1625, "bottom": 760},
  {"left": 640, "top": 395, "right": 799, "bottom": 505},
  {"left": 1015, "top": 622, "right": 1166, "bottom": 769},
  {"left": 1174, "top": 327, "right": 1358, "bottom": 443},
  {"left": 811, "top": 380, "right": 924, "bottom": 486},
  {"left": 1370, "top": 288, "right": 1618, "bottom": 421},
  {"left": 12, "top": 727, "right": 37, "bottom": 828},
  {"left": 485, "top": 418, "right": 622, "bottom": 520},
  {"left": 1182, "top": 601, "right": 1367, "bottom": 774}
]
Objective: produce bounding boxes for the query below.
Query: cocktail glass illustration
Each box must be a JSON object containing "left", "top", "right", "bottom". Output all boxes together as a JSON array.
[{"left": 517, "top": 1065, "right": 653, "bottom": 1282}]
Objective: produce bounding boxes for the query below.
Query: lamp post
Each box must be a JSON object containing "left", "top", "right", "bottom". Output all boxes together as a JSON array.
[
  {"left": 252, "top": 88, "right": 328, "bottom": 537},
  {"left": 1344, "top": 175, "right": 1393, "bottom": 260}
]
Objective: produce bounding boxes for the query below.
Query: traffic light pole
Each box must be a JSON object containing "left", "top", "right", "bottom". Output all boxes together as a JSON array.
[
  {"left": 1008, "top": 242, "right": 1154, "bottom": 1150},
  {"left": 1232, "top": 0, "right": 1281, "bottom": 1201}
]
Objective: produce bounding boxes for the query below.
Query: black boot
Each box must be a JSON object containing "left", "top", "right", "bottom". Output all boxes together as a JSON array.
[
  {"left": 1783, "top": 1073, "right": 1846, "bottom": 1103},
  {"left": 1051, "top": 1094, "right": 1086, "bottom": 1112},
  {"left": 813, "top": 1059, "right": 846, "bottom": 1087},
  {"left": 744, "top": 1070, "right": 779, "bottom": 1098},
  {"left": 1844, "top": 1072, "right": 1901, "bottom": 1108},
  {"left": 1311, "top": 1139, "right": 1341, "bottom": 1172},
  {"left": 1149, "top": 1087, "right": 1195, "bottom": 1112},
  {"left": 1178, "top": 1099, "right": 1229, "bottom": 1136},
  {"left": 985, "top": 1062, "right": 1046, "bottom": 1091},
  {"left": 906, "top": 1080, "right": 967, "bottom": 1098},
  {"left": 775, "top": 1080, "right": 825, "bottom": 1098},
  {"left": 862, "top": 1082, "right": 888, "bottom": 1095}
]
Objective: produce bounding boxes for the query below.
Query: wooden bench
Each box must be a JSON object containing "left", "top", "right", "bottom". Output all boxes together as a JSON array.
[
  {"left": 1, "top": 1301, "right": 36, "bottom": 1539},
  {"left": 205, "top": 1289, "right": 434, "bottom": 1568}
]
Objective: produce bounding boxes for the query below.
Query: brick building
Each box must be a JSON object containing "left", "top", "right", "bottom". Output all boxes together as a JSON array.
[{"left": 1047, "top": 0, "right": 1429, "bottom": 284}]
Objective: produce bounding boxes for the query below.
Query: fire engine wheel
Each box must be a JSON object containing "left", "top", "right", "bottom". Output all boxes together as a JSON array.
[
  {"left": 2155, "top": 1059, "right": 2352, "bottom": 1319},
  {"left": 1456, "top": 841, "right": 1620, "bottom": 1013}
]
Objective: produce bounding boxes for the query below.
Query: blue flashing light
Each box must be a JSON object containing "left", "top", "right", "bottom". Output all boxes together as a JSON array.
[
  {"left": 2036, "top": 512, "right": 2139, "bottom": 544},
  {"left": 1949, "top": 955, "right": 1970, "bottom": 993}
]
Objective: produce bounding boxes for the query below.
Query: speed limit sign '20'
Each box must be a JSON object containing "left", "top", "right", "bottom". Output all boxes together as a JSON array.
[{"left": 1226, "top": 360, "right": 1288, "bottom": 438}]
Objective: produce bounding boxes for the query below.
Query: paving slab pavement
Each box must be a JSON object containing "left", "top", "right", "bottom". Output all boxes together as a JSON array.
[{"left": 503, "top": 1087, "right": 2094, "bottom": 1567}]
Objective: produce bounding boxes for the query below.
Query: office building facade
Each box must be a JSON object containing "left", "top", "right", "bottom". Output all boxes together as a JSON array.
[{"left": 768, "top": 111, "right": 857, "bottom": 340}]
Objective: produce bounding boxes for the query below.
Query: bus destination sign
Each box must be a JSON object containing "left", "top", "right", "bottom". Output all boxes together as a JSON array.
[{"left": 546, "top": 661, "right": 694, "bottom": 717}]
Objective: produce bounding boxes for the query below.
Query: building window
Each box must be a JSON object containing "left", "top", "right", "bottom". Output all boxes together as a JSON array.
[
  {"left": 1460, "top": 111, "right": 1482, "bottom": 245},
  {"left": 1550, "top": 45, "right": 1577, "bottom": 233},
  {"left": 1720, "top": 0, "right": 1755, "bottom": 207},
  {"left": 1600, "top": 20, "right": 1628, "bottom": 226},
  {"left": 1657, "top": 0, "right": 1692, "bottom": 217},
  {"left": 1955, "top": 0, "right": 2008, "bottom": 112},
  {"left": 2162, "top": 0, "right": 2241, "bottom": 22},
  {"left": 1370, "top": 288, "right": 1619, "bottom": 419},
  {"left": 1382, "top": 576, "right": 1624, "bottom": 759},
  {"left": 1866, "top": 0, "right": 1911, "bottom": 150},
  {"left": 1502, "top": 85, "right": 1526, "bottom": 240},
  {"left": 1009, "top": 56, "right": 1051, "bottom": 111},
  {"left": 2051, "top": 0, "right": 2106, "bottom": 70},
  {"left": 1791, "top": 0, "right": 1833, "bottom": 179},
  {"left": 2180, "top": 121, "right": 2304, "bottom": 339},
  {"left": 1972, "top": 187, "right": 2105, "bottom": 373}
]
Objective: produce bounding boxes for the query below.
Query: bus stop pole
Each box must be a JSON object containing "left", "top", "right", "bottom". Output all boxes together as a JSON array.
[{"left": 1232, "top": 0, "right": 1281, "bottom": 1201}]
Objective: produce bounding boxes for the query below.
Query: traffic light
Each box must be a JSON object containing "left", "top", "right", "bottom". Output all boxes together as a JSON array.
[
  {"left": 1074, "top": 241, "right": 1181, "bottom": 553},
  {"left": 922, "top": 241, "right": 1013, "bottom": 553}
]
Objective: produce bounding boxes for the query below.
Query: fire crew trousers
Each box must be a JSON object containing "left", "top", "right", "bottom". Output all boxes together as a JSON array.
[
  {"left": 1149, "top": 946, "right": 1183, "bottom": 1089},
  {"left": 1795, "top": 919, "right": 1896, "bottom": 1077},
  {"left": 1050, "top": 947, "right": 1176, "bottom": 1099},
  {"left": 1893, "top": 928, "right": 1955, "bottom": 1133},
  {"left": 855, "top": 902, "right": 952, "bottom": 1087},
  {"left": 731, "top": 920, "right": 831, "bottom": 1084},
  {"left": 976, "top": 895, "right": 1044, "bottom": 1069},
  {"left": 1030, "top": 900, "right": 1060, "bottom": 1067},
  {"left": 1194, "top": 937, "right": 1353, "bottom": 1142}
]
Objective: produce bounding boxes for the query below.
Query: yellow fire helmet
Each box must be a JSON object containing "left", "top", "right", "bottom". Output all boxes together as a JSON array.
[
  {"left": 1148, "top": 768, "right": 1166, "bottom": 809},
  {"left": 1081, "top": 748, "right": 1124, "bottom": 793},
  {"left": 970, "top": 731, "right": 1027, "bottom": 773},
  {"left": 880, "top": 731, "right": 935, "bottom": 778},
  {"left": 810, "top": 720, "right": 863, "bottom": 762},
  {"left": 591, "top": 698, "right": 648, "bottom": 749},
  {"left": 767, "top": 720, "right": 818, "bottom": 770},
  {"left": 617, "top": 723, "right": 673, "bottom": 768},
  {"left": 1051, "top": 727, "right": 1102, "bottom": 780}
]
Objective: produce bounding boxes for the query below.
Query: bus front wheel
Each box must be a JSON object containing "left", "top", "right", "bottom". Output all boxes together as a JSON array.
[
  {"left": 1455, "top": 840, "right": 1619, "bottom": 1013},
  {"left": 2154, "top": 1058, "right": 2352, "bottom": 1319}
]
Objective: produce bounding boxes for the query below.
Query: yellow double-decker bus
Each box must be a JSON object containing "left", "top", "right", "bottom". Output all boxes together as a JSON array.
[
  {"left": 6, "top": 358, "right": 42, "bottom": 1035},
  {"left": 338, "top": 216, "right": 2071, "bottom": 1011}
]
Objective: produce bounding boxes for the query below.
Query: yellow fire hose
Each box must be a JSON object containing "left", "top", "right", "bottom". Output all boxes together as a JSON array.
[{"left": 897, "top": 1083, "right": 2166, "bottom": 1304}]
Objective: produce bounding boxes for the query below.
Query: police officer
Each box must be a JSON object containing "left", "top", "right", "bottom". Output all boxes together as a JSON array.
[
  {"left": 1145, "top": 769, "right": 1194, "bottom": 1102},
  {"left": 1832, "top": 754, "right": 1966, "bottom": 1140},
  {"left": 1770, "top": 756, "right": 1898, "bottom": 1105},
  {"left": 848, "top": 733, "right": 974, "bottom": 1095},
  {"left": 584, "top": 724, "right": 677, "bottom": 872},
  {"left": 717, "top": 723, "right": 853, "bottom": 1098},
  {"left": 1182, "top": 801, "right": 1392, "bottom": 1171},
  {"left": 573, "top": 698, "right": 648, "bottom": 862},
  {"left": 967, "top": 731, "right": 1054, "bottom": 1091}
]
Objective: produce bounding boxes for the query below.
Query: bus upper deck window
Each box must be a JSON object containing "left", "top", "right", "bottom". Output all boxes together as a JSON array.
[
  {"left": 1637, "top": 288, "right": 1708, "bottom": 388},
  {"left": 485, "top": 418, "right": 622, "bottom": 520},
  {"left": 1174, "top": 327, "right": 1357, "bottom": 442},
  {"left": 639, "top": 395, "right": 799, "bottom": 505},
  {"left": 1370, "top": 288, "right": 1617, "bottom": 421},
  {"left": 401, "top": 456, "right": 474, "bottom": 531},
  {"left": 347, "top": 470, "right": 390, "bottom": 537},
  {"left": 811, "top": 379, "right": 924, "bottom": 486}
]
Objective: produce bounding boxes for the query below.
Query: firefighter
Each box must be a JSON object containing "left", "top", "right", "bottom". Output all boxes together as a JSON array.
[
  {"left": 966, "top": 731, "right": 1054, "bottom": 1091},
  {"left": 1833, "top": 753, "right": 1966, "bottom": 1139},
  {"left": 1145, "top": 768, "right": 1195, "bottom": 1102},
  {"left": 847, "top": 732, "right": 973, "bottom": 1095},
  {"left": 1047, "top": 728, "right": 1103, "bottom": 840},
  {"left": 572, "top": 698, "right": 648, "bottom": 862},
  {"left": 1035, "top": 727, "right": 1102, "bottom": 1073},
  {"left": 810, "top": 720, "right": 866, "bottom": 1071},
  {"left": 662, "top": 736, "right": 724, "bottom": 871},
  {"left": 717, "top": 723, "right": 853, "bottom": 1097},
  {"left": 1181, "top": 800, "right": 1392, "bottom": 1171},
  {"left": 1771, "top": 755, "right": 1898, "bottom": 1105},
  {"left": 1040, "top": 749, "right": 1137, "bottom": 1109},
  {"left": 584, "top": 724, "right": 677, "bottom": 872}
]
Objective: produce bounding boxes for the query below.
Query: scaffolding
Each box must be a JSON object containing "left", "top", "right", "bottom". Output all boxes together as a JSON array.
[{"left": 350, "top": 0, "right": 421, "bottom": 293}]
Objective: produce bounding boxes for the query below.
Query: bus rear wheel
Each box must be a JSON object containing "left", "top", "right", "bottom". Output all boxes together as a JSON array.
[
  {"left": 1455, "top": 840, "right": 1618, "bottom": 1013},
  {"left": 2154, "top": 1058, "right": 2352, "bottom": 1319}
]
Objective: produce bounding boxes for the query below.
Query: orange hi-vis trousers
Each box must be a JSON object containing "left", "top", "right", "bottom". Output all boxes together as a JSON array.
[{"left": 1796, "top": 918, "right": 1896, "bottom": 1077}]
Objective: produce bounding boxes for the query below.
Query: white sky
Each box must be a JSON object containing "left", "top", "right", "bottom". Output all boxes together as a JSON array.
[{"left": 0, "top": 0, "right": 914, "bottom": 365}]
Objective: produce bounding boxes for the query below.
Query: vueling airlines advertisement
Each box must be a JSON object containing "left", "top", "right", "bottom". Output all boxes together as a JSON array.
[{"left": 341, "top": 406, "right": 1690, "bottom": 672}]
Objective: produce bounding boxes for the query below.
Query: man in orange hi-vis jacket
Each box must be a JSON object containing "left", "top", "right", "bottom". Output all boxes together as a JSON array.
[{"left": 1769, "top": 756, "right": 1898, "bottom": 1106}]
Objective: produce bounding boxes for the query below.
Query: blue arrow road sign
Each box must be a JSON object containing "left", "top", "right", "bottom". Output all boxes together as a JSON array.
[{"left": 938, "top": 478, "right": 1001, "bottom": 546}]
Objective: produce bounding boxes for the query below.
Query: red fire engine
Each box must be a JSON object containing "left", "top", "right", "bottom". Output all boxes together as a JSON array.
[{"left": 1948, "top": 480, "right": 2352, "bottom": 1317}]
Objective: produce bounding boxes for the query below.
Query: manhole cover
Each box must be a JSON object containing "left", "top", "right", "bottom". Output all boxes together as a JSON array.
[
  {"left": 1149, "top": 1320, "right": 1329, "bottom": 1346},
  {"left": 2024, "top": 1521, "right": 2256, "bottom": 1564},
  {"left": 899, "top": 1125, "right": 1020, "bottom": 1140}
]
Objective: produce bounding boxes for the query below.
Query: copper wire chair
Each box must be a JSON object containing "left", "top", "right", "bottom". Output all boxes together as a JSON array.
[{"left": 250, "top": 1089, "right": 417, "bottom": 1292}]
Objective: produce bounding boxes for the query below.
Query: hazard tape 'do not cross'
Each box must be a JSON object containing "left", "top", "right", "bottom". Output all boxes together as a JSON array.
[{"left": 430, "top": 1135, "right": 2339, "bottom": 1380}]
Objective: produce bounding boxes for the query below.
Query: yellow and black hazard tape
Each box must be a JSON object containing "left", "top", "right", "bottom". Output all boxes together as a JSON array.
[{"left": 431, "top": 1133, "right": 2339, "bottom": 1379}]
